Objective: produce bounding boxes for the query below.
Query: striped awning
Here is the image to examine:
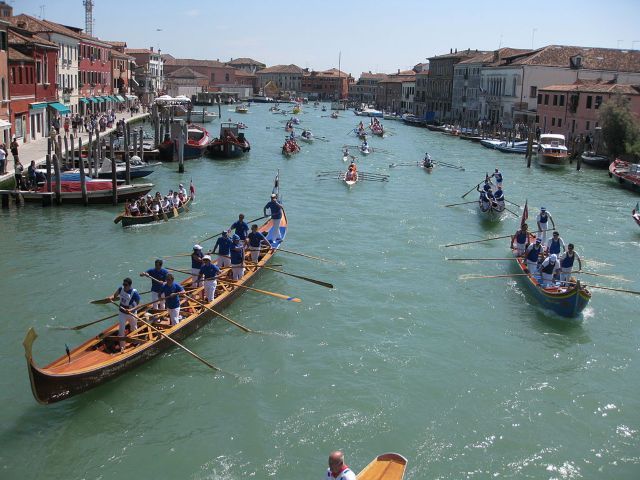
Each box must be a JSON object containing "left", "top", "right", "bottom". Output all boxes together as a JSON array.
[{"left": 115, "top": 95, "right": 126, "bottom": 102}]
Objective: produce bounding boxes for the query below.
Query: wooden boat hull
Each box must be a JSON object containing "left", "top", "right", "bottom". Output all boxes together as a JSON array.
[
  {"left": 478, "top": 200, "right": 504, "bottom": 221},
  {"left": 24, "top": 184, "right": 154, "bottom": 204},
  {"left": 609, "top": 159, "right": 640, "bottom": 192},
  {"left": 206, "top": 140, "right": 250, "bottom": 159},
  {"left": 24, "top": 210, "right": 287, "bottom": 404},
  {"left": 536, "top": 152, "right": 569, "bottom": 168},
  {"left": 580, "top": 152, "right": 609, "bottom": 168},
  {"left": 120, "top": 197, "right": 192, "bottom": 227},
  {"left": 356, "top": 453, "right": 407, "bottom": 480},
  {"left": 511, "top": 237, "right": 590, "bottom": 318}
]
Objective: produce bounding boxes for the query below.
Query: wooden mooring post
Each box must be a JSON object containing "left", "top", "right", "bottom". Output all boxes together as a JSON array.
[
  {"left": 110, "top": 134, "right": 117, "bottom": 205},
  {"left": 78, "top": 137, "right": 88, "bottom": 206}
]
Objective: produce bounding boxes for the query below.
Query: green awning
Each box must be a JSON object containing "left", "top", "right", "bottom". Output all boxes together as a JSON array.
[
  {"left": 79, "top": 98, "right": 89, "bottom": 104},
  {"left": 93, "top": 96, "right": 105, "bottom": 103},
  {"left": 108, "top": 95, "right": 118, "bottom": 102},
  {"left": 29, "top": 102, "right": 47, "bottom": 111},
  {"left": 116, "top": 95, "right": 126, "bottom": 102},
  {"left": 48, "top": 102, "right": 71, "bottom": 114}
]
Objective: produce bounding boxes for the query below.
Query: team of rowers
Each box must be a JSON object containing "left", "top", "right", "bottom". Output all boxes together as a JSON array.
[
  {"left": 477, "top": 169, "right": 505, "bottom": 210},
  {"left": 110, "top": 194, "right": 284, "bottom": 353},
  {"left": 512, "top": 206, "right": 582, "bottom": 288},
  {"left": 124, "top": 183, "right": 190, "bottom": 217}
]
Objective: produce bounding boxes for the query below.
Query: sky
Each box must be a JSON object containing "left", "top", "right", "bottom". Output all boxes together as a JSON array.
[{"left": 14, "top": 0, "right": 640, "bottom": 76}]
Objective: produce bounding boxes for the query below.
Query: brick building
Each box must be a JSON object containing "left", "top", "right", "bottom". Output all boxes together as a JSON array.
[
  {"left": 256, "top": 64, "right": 304, "bottom": 94},
  {"left": 0, "top": 18, "right": 9, "bottom": 145},
  {"left": 376, "top": 70, "right": 416, "bottom": 113},
  {"left": 162, "top": 55, "right": 236, "bottom": 91},
  {"left": 349, "top": 72, "right": 386, "bottom": 105},
  {"left": 301, "top": 68, "right": 352, "bottom": 100}
]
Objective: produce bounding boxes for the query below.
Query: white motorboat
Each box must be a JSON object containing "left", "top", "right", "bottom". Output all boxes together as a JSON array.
[{"left": 535, "top": 134, "right": 569, "bottom": 168}]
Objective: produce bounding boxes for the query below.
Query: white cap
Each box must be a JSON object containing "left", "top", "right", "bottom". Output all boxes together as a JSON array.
[
  {"left": 271, "top": 193, "right": 277, "bottom": 198},
  {"left": 203, "top": 255, "right": 211, "bottom": 261},
  {"left": 193, "top": 244, "right": 202, "bottom": 250},
  {"left": 549, "top": 254, "right": 557, "bottom": 262}
]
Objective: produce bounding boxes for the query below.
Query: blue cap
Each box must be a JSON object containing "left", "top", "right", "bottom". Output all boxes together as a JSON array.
[
  {"left": 232, "top": 234, "right": 240, "bottom": 241},
  {"left": 541, "top": 207, "right": 546, "bottom": 211}
]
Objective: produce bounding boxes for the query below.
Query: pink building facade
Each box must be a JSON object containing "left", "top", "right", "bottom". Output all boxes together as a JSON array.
[{"left": 536, "top": 82, "right": 640, "bottom": 143}]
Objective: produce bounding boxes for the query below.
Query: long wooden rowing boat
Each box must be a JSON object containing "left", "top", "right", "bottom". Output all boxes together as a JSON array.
[
  {"left": 23, "top": 181, "right": 287, "bottom": 404},
  {"left": 356, "top": 453, "right": 407, "bottom": 480},
  {"left": 118, "top": 197, "right": 192, "bottom": 227},
  {"left": 343, "top": 171, "right": 358, "bottom": 187},
  {"left": 609, "top": 158, "right": 640, "bottom": 192},
  {"left": 510, "top": 234, "right": 590, "bottom": 318}
]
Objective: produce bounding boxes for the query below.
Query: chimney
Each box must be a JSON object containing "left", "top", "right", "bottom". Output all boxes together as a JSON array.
[
  {"left": 455, "top": 48, "right": 457, "bottom": 53},
  {"left": 369, "top": 70, "right": 371, "bottom": 74},
  {"left": 397, "top": 68, "right": 400, "bottom": 74},
  {"left": 450, "top": 48, "right": 453, "bottom": 54},
  {"left": 493, "top": 50, "right": 500, "bottom": 62},
  {"left": 150, "top": 46, "right": 154, "bottom": 52}
]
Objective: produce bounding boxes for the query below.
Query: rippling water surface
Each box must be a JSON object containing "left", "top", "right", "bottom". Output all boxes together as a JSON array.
[{"left": 1, "top": 104, "right": 638, "bottom": 479}]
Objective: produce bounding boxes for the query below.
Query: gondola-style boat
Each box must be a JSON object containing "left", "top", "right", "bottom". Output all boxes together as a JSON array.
[
  {"left": 633, "top": 202, "right": 640, "bottom": 227},
  {"left": 478, "top": 183, "right": 505, "bottom": 221},
  {"left": 356, "top": 453, "right": 407, "bottom": 480},
  {"left": 281, "top": 138, "right": 300, "bottom": 157},
  {"left": 205, "top": 122, "right": 251, "bottom": 159},
  {"left": 608, "top": 158, "right": 640, "bottom": 192},
  {"left": 116, "top": 196, "right": 193, "bottom": 227},
  {"left": 343, "top": 170, "right": 358, "bottom": 186},
  {"left": 580, "top": 151, "right": 609, "bottom": 168},
  {"left": 510, "top": 234, "right": 591, "bottom": 318},
  {"left": 23, "top": 177, "right": 286, "bottom": 404}
]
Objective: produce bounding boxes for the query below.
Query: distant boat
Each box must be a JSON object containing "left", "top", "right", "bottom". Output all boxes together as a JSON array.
[
  {"left": 158, "top": 124, "right": 211, "bottom": 161},
  {"left": 401, "top": 114, "right": 425, "bottom": 127},
  {"left": 535, "top": 133, "right": 569, "bottom": 168},
  {"left": 608, "top": 158, "right": 640, "bottom": 192},
  {"left": 480, "top": 138, "right": 505, "bottom": 149},
  {"left": 580, "top": 151, "right": 609, "bottom": 168},
  {"left": 205, "top": 122, "right": 251, "bottom": 159},
  {"left": 235, "top": 104, "right": 249, "bottom": 113},
  {"left": 355, "top": 107, "right": 383, "bottom": 118},
  {"left": 495, "top": 140, "right": 534, "bottom": 154}
]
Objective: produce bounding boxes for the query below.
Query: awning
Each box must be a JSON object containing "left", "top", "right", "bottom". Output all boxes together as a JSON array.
[
  {"left": 79, "top": 98, "right": 89, "bottom": 104},
  {"left": 48, "top": 102, "right": 71, "bottom": 114},
  {"left": 29, "top": 102, "right": 48, "bottom": 111},
  {"left": 93, "top": 96, "right": 105, "bottom": 103},
  {"left": 0, "top": 119, "right": 11, "bottom": 130},
  {"left": 126, "top": 94, "right": 137, "bottom": 100},
  {"left": 108, "top": 95, "right": 118, "bottom": 102},
  {"left": 115, "top": 95, "right": 126, "bottom": 102}
]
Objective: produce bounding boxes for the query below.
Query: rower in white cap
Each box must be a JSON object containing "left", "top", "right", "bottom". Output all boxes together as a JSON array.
[
  {"left": 191, "top": 244, "right": 204, "bottom": 287},
  {"left": 198, "top": 255, "right": 221, "bottom": 302}
]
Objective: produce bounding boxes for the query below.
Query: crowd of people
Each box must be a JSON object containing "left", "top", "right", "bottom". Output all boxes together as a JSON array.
[{"left": 124, "top": 183, "right": 191, "bottom": 217}]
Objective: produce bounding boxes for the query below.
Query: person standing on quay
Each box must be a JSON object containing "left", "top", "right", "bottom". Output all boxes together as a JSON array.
[
  {"left": 10, "top": 136, "right": 19, "bottom": 165},
  {"left": 325, "top": 451, "right": 356, "bottom": 480}
]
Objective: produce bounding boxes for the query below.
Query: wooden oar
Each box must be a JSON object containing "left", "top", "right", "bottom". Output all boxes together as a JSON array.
[
  {"left": 462, "top": 273, "right": 533, "bottom": 280},
  {"left": 166, "top": 267, "right": 302, "bottom": 302},
  {"left": 276, "top": 247, "right": 334, "bottom": 263},
  {"left": 51, "top": 312, "right": 119, "bottom": 331},
  {"left": 504, "top": 206, "right": 519, "bottom": 217},
  {"left": 183, "top": 294, "right": 254, "bottom": 332},
  {"left": 90, "top": 289, "right": 152, "bottom": 304},
  {"left": 114, "top": 214, "right": 124, "bottom": 224},
  {"left": 111, "top": 301, "right": 222, "bottom": 372},
  {"left": 200, "top": 215, "right": 268, "bottom": 243},
  {"left": 446, "top": 257, "right": 519, "bottom": 261},
  {"left": 574, "top": 271, "right": 630, "bottom": 281},
  {"left": 570, "top": 283, "right": 640, "bottom": 296},
  {"left": 461, "top": 179, "right": 486, "bottom": 199},
  {"left": 444, "top": 230, "right": 542, "bottom": 248},
  {"left": 162, "top": 253, "right": 192, "bottom": 258},
  {"left": 506, "top": 199, "right": 521, "bottom": 208},
  {"left": 444, "top": 201, "right": 477, "bottom": 207},
  {"left": 247, "top": 262, "right": 333, "bottom": 289}
]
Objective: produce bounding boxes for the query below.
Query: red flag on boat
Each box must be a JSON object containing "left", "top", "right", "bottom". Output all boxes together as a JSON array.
[
  {"left": 521, "top": 199, "right": 528, "bottom": 228},
  {"left": 189, "top": 178, "right": 195, "bottom": 200}
]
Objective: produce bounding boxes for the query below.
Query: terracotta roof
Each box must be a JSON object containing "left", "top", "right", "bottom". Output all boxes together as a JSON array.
[
  {"left": 11, "top": 14, "right": 111, "bottom": 47},
  {"left": 125, "top": 48, "right": 153, "bottom": 55},
  {"left": 165, "top": 66, "right": 207, "bottom": 79},
  {"left": 457, "top": 48, "right": 528, "bottom": 65},
  {"left": 503, "top": 45, "right": 640, "bottom": 72},
  {"left": 359, "top": 72, "right": 387, "bottom": 80},
  {"left": 105, "top": 40, "right": 127, "bottom": 48},
  {"left": 257, "top": 64, "right": 304, "bottom": 74},
  {"left": 428, "top": 50, "right": 477, "bottom": 61},
  {"left": 539, "top": 81, "right": 640, "bottom": 95},
  {"left": 110, "top": 50, "right": 134, "bottom": 60},
  {"left": 8, "top": 46, "right": 34, "bottom": 62},
  {"left": 226, "top": 57, "right": 265, "bottom": 67},
  {"left": 163, "top": 57, "right": 228, "bottom": 68},
  {"left": 234, "top": 70, "right": 256, "bottom": 77},
  {"left": 8, "top": 28, "right": 58, "bottom": 48},
  {"left": 304, "top": 68, "right": 350, "bottom": 78}
]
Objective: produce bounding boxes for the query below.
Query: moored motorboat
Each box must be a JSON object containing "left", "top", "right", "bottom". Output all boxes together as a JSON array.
[
  {"left": 205, "top": 122, "right": 251, "bottom": 159},
  {"left": 24, "top": 180, "right": 153, "bottom": 204},
  {"left": 480, "top": 138, "right": 505, "bottom": 149},
  {"left": 157, "top": 124, "right": 211, "bottom": 161},
  {"left": 401, "top": 114, "right": 425, "bottom": 127},
  {"left": 495, "top": 140, "right": 534, "bottom": 154},
  {"left": 608, "top": 159, "right": 640, "bottom": 192},
  {"left": 356, "top": 453, "right": 408, "bottom": 480},
  {"left": 118, "top": 196, "right": 193, "bottom": 227},
  {"left": 535, "top": 133, "right": 569, "bottom": 168},
  {"left": 580, "top": 151, "right": 609, "bottom": 168},
  {"left": 510, "top": 234, "right": 591, "bottom": 318},
  {"left": 23, "top": 178, "right": 286, "bottom": 404}
]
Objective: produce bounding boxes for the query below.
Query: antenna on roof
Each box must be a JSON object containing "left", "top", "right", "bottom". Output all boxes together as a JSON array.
[
  {"left": 83, "top": 0, "right": 94, "bottom": 36},
  {"left": 38, "top": 4, "right": 45, "bottom": 19}
]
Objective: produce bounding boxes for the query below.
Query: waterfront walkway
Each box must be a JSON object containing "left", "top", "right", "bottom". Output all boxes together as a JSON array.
[{"left": 0, "top": 112, "right": 150, "bottom": 187}]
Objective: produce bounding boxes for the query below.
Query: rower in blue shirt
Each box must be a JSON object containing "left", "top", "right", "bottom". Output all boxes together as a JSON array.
[
  {"left": 230, "top": 214, "right": 250, "bottom": 240},
  {"left": 160, "top": 273, "right": 185, "bottom": 325},
  {"left": 198, "top": 255, "right": 221, "bottom": 302},
  {"left": 492, "top": 168, "right": 503, "bottom": 186},
  {"left": 211, "top": 230, "right": 233, "bottom": 268},
  {"left": 140, "top": 259, "right": 169, "bottom": 309},
  {"left": 247, "top": 224, "right": 271, "bottom": 263},
  {"left": 230, "top": 234, "right": 245, "bottom": 280},
  {"left": 263, "top": 193, "right": 284, "bottom": 243},
  {"left": 524, "top": 238, "right": 543, "bottom": 273},
  {"left": 191, "top": 244, "right": 204, "bottom": 287},
  {"left": 111, "top": 277, "right": 141, "bottom": 352},
  {"left": 545, "top": 231, "right": 566, "bottom": 255}
]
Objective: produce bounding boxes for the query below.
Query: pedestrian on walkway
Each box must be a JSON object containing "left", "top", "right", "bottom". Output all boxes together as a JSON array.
[
  {"left": 10, "top": 136, "right": 19, "bottom": 164},
  {"left": 14, "top": 157, "right": 24, "bottom": 190},
  {"left": 0, "top": 142, "right": 6, "bottom": 175}
]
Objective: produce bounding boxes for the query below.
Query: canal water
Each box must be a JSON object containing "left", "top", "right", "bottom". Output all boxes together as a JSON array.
[{"left": 1, "top": 104, "right": 638, "bottom": 479}]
